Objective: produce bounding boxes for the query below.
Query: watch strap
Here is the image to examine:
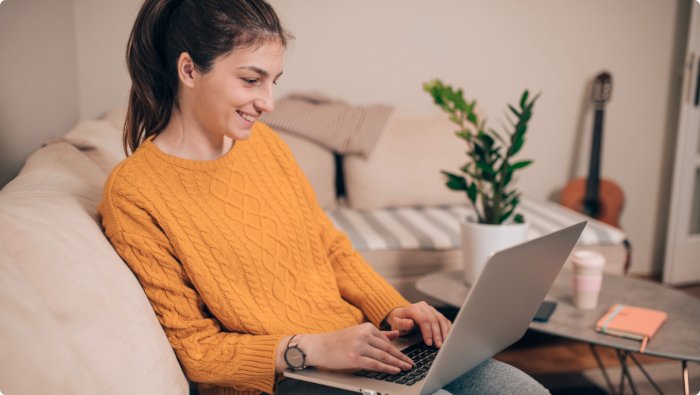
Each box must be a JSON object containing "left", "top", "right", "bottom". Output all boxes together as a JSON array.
[
  {"left": 288, "top": 334, "right": 300, "bottom": 349},
  {"left": 284, "top": 334, "right": 307, "bottom": 370}
]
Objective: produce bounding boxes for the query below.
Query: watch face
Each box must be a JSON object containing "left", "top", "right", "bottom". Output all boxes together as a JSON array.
[{"left": 286, "top": 347, "right": 304, "bottom": 368}]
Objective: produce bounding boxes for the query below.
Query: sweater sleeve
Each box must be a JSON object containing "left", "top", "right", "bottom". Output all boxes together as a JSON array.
[
  {"left": 263, "top": 125, "right": 410, "bottom": 326},
  {"left": 302, "top": 177, "right": 410, "bottom": 325},
  {"left": 99, "top": 178, "right": 284, "bottom": 394}
]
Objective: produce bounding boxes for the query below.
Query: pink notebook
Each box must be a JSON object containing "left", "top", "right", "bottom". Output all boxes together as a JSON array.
[{"left": 595, "top": 304, "right": 667, "bottom": 353}]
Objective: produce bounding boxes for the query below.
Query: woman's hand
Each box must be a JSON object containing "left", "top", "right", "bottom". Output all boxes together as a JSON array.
[
  {"left": 295, "top": 323, "right": 414, "bottom": 374},
  {"left": 384, "top": 301, "right": 452, "bottom": 348}
]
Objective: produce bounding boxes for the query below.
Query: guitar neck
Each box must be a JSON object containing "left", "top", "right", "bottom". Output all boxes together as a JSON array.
[{"left": 585, "top": 108, "right": 604, "bottom": 202}]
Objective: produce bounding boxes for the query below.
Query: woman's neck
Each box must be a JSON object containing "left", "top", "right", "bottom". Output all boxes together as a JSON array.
[{"left": 153, "top": 111, "right": 235, "bottom": 161}]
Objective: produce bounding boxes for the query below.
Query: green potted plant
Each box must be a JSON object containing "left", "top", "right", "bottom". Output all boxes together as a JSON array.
[{"left": 423, "top": 79, "right": 540, "bottom": 283}]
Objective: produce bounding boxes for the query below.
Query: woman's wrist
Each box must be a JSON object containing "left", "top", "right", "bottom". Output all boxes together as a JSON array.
[
  {"left": 274, "top": 335, "right": 293, "bottom": 373},
  {"left": 297, "top": 333, "right": 320, "bottom": 367},
  {"left": 274, "top": 333, "right": 320, "bottom": 373}
]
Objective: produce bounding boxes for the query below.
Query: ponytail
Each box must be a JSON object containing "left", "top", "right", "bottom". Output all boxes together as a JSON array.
[
  {"left": 124, "top": 0, "right": 178, "bottom": 156},
  {"left": 124, "top": 0, "right": 291, "bottom": 156}
]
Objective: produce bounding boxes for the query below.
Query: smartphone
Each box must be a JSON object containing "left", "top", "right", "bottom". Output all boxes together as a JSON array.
[{"left": 532, "top": 301, "right": 557, "bottom": 322}]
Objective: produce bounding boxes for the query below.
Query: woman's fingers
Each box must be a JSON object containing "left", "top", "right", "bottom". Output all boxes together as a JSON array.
[
  {"left": 400, "top": 303, "right": 453, "bottom": 348},
  {"left": 364, "top": 337, "right": 413, "bottom": 371},
  {"left": 439, "top": 314, "right": 452, "bottom": 342},
  {"left": 382, "top": 329, "right": 400, "bottom": 341},
  {"left": 404, "top": 307, "right": 431, "bottom": 346},
  {"left": 425, "top": 306, "right": 443, "bottom": 347},
  {"left": 375, "top": 330, "right": 413, "bottom": 366},
  {"left": 395, "top": 318, "right": 415, "bottom": 335},
  {"left": 430, "top": 306, "right": 452, "bottom": 347},
  {"left": 357, "top": 356, "right": 404, "bottom": 374}
]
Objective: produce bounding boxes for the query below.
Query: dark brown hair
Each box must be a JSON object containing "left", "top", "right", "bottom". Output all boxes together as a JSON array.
[{"left": 124, "top": 0, "right": 291, "bottom": 155}]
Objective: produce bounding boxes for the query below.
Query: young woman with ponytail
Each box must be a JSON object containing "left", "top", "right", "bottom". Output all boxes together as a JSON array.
[{"left": 98, "top": 1, "right": 549, "bottom": 394}]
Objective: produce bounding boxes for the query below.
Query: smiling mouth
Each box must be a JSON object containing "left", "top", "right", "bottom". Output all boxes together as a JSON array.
[{"left": 237, "top": 111, "right": 257, "bottom": 123}]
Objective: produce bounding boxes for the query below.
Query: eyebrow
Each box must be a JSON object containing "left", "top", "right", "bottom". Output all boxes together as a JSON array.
[{"left": 238, "top": 66, "right": 283, "bottom": 79}]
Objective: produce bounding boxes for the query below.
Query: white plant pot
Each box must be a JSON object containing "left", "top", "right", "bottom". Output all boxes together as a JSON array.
[{"left": 461, "top": 219, "right": 529, "bottom": 285}]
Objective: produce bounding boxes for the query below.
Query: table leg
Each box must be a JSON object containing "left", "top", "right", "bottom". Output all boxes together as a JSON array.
[
  {"left": 628, "top": 353, "right": 664, "bottom": 395},
  {"left": 616, "top": 349, "right": 639, "bottom": 395},
  {"left": 589, "top": 344, "right": 616, "bottom": 394},
  {"left": 683, "top": 360, "right": 689, "bottom": 395}
]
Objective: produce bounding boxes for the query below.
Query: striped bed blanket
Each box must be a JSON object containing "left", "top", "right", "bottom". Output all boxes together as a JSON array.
[{"left": 326, "top": 197, "right": 626, "bottom": 251}]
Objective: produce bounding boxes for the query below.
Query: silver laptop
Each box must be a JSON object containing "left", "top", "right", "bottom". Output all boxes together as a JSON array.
[{"left": 284, "top": 221, "right": 586, "bottom": 395}]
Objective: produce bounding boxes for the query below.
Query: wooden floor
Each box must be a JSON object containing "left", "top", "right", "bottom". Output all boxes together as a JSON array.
[{"left": 493, "top": 282, "right": 700, "bottom": 376}]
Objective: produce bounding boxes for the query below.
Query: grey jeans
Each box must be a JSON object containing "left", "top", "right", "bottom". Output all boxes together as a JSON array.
[{"left": 274, "top": 359, "right": 549, "bottom": 394}]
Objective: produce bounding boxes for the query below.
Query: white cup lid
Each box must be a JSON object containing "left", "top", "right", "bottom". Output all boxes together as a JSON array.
[{"left": 572, "top": 250, "right": 605, "bottom": 267}]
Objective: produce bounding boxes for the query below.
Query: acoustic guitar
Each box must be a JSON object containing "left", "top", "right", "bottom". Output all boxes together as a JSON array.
[{"left": 561, "top": 72, "right": 624, "bottom": 228}]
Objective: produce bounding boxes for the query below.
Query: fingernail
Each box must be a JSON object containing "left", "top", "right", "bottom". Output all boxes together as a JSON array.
[
  {"left": 394, "top": 367, "right": 401, "bottom": 373},
  {"left": 426, "top": 339, "right": 432, "bottom": 346}
]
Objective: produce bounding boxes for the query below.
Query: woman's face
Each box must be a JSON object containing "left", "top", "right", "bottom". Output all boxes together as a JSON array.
[{"left": 188, "top": 40, "right": 284, "bottom": 141}]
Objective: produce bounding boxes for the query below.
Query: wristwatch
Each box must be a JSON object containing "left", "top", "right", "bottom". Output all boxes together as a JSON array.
[{"left": 283, "top": 335, "right": 307, "bottom": 370}]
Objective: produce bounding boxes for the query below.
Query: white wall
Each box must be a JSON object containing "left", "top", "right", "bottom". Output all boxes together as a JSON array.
[
  {"left": 73, "top": 0, "right": 141, "bottom": 119},
  {"left": 0, "top": 0, "right": 690, "bottom": 276},
  {"left": 0, "top": 0, "right": 80, "bottom": 186}
]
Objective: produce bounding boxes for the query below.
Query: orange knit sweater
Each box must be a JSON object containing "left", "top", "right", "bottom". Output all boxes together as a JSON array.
[{"left": 98, "top": 122, "right": 409, "bottom": 395}]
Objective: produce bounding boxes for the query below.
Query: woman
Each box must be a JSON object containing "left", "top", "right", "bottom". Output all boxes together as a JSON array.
[{"left": 99, "top": 0, "right": 549, "bottom": 394}]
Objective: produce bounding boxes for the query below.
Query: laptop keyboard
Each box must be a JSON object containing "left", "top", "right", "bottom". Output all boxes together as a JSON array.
[{"left": 353, "top": 342, "right": 438, "bottom": 386}]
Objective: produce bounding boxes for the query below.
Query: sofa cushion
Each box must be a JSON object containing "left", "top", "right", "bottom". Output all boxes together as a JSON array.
[
  {"left": 343, "top": 112, "right": 468, "bottom": 210},
  {"left": 327, "top": 197, "right": 627, "bottom": 252},
  {"left": 61, "top": 118, "right": 126, "bottom": 174},
  {"left": 259, "top": 92, "right": 396, "bottom": 158},
  {"left": 276, "top": 131, "right": 337, "bottom": 209},
  {"left": 0, "top": 142, "right": 189, "bottom": 394},
  {"left": 0, "top": 247, "right": 101, "bottom": 395}
]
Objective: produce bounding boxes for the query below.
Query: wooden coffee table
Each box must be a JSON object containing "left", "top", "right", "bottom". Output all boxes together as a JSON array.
[{"left": 416, "top": 270, "right": 700, "bottom": 395}]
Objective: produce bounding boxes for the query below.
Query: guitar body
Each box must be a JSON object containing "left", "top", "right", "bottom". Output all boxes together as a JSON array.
[
  {"left": 560, "top": 178, "right": 624, "bottom": 228},
  {"left": 561, "top": 71, "right": 625, "bottom": 229}
]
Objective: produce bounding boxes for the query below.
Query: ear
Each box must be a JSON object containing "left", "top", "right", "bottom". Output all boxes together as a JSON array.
[{"left": 177, "top": 52, "right": 197, "bottom": 88}]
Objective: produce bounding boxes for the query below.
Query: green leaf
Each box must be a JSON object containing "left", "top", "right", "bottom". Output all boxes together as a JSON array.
[
  {"left": 514, "top": 213, "right": 525, "bottom": 223},
  {"left": 467, "top": 112, "right": 478, "bottom": 125},
  {"left": 456, "top": 130, "right": 470, "bottom": 142},
  {"left": 466, "top": 182, "right": 478, "bottom": 203},
  {"left": 500, "top": 206, "right": 515, "bottom": 223},
  {"left": 442, "top": 171, "right": 468, "bottom": 191},
  {"left": 508, "top": 104, "right": 521, "bottom": 118},
  {"left": 454, "top": 90, "right": 468, "bottom": 112},
  {"left": 503, "top": 168, "right": 514, "bottom": 186},
  {"left": 490, "top": 128, "right": 507, "bottom": 145},
  {"left": 477, "top": 132, "right": 494, "bottom": 148},
  {"left": 476, "top": 162, "right": 495, "bottom": 180},
  {"left": 491, "top": 146, "right": 502, "bottom": 160},
  {"left": 509, "top": 136, "right": 525, "bottom": 156},
  {"left": 520, "top": 90, "right": 529, "bottom": 109},
  {"left": 509, "top": 195, "right": 520, "bottom": 209},
  {"left": 460, "top": 164, "right": 478, "bottom": 178},
  {"left": 526, "top": 92, "right": 542, "bottom": 110},
  {"left": 465, "top": 101, "right": 475, "bottom": 114},
  {"left": 509, "top": 160, "right": 533, "bottom": 171}
]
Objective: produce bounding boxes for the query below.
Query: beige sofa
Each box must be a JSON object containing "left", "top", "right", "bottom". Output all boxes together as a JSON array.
[{"left": 0, "top": 107, "right": 626, "bottom": 394}]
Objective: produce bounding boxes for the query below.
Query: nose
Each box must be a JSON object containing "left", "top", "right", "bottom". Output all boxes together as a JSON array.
[{"left": 255, "top": 84, "right": 275, "bottom": 113}]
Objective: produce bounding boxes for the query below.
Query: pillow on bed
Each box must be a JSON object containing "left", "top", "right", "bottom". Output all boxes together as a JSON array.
[{"left": 343, "top": 112, "right": 468, "bottom": 210}]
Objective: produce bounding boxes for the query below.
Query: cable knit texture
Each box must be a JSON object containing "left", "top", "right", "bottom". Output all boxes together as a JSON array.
[{"left": 98, "top": 122, "right": 409, "bottom": 395}]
